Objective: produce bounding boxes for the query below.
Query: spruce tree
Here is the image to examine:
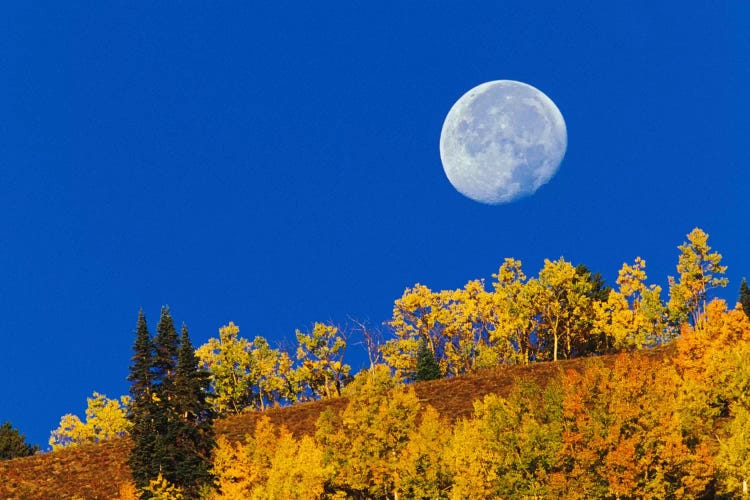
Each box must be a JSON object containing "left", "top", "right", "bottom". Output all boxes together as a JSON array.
[
  {"left": 149, "top": 307, "right": 181, "bottom": 489},
  {"left": 126, "top": 310, "right": 159, "bottom": 489},
  {"left": 128, "top": 310, "right": 154, "bottom": 401},
  {"left": 740, "top": 278, "right": 750, "bottom": 319},
  {"left": 171, "top": 325, "right": 215, "bottom": 495},
  {"left": 414, "top": 339, "right": 441, "bottom": 382},
  {"left": 153, "top": 306, "right": 180, "bottom": 399},
  {"left": 127, "top": 308, "right": 215, "bottom": 498},
  {"left": 0, "top": 422, "right": 38, "bottom": 459},
  {"left": 575, "top": 264, "right": 611, "bottom": 302}
]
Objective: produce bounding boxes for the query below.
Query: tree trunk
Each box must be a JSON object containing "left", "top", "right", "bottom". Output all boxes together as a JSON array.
[{"left": 553, "top": 333, "right": 558, "bottom": 362}]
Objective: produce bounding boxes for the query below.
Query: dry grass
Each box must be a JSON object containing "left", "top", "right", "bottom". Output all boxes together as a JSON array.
[{"left": 0, "top": 345, "right": 676, "bottom": 499}]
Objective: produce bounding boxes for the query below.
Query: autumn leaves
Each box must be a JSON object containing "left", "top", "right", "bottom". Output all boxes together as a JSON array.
[
  {"left": 207, "top": 302, "right": 750, "bottom": 498},
  {"left": 383, "top": 228, "right": 726, "bottom": 379}
]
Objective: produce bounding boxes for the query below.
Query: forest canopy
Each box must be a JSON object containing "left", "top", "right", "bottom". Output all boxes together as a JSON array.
[{"left": 26, "top": 227, "right": 750, "bottom": 498}]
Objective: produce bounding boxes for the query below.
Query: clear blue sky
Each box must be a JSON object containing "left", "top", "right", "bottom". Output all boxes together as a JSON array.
[{"left": 2, "top": 2, "right": 748, "bottom": 448}]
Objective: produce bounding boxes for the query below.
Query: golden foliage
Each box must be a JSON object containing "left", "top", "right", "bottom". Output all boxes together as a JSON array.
[
  {"left": 143, "top": 473, "right": 184, "bottom": 500},
  {"left": 49, "top": 392, "right": 131, "bottom": 450},
  {"left": 211, "top": 417, "right": 328, "bottom": 499}
]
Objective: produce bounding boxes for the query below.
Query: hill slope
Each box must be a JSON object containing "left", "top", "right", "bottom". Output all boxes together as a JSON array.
[{"left": 0, "top": 345, "right": 675, "bottom": 499}]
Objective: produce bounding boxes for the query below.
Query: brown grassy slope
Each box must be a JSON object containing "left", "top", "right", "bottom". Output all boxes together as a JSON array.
[{"left": 0, "top": 345, "right": 676, "bottom": 499}]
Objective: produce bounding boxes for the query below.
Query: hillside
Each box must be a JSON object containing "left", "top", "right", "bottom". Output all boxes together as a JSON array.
[{"left": 0, "top": 345, "right": 676, "bottom": 500}]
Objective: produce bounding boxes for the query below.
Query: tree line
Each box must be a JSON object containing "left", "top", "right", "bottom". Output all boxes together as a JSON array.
[
  {"left": 206, "top": 299, "right": 750, "bottom": 498},
  {"left": 5, "top": 227, "right": 750, "bottom": 498}
]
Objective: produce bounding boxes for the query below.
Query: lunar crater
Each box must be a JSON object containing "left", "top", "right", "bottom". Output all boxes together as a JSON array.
[{"left": 440, "top": 80, "right": 567, "bottom": 204}]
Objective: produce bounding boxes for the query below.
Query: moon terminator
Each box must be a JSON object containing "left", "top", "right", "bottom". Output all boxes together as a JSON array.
[{"left": 439, "top": 80, "right": 567, "bottom": 204}]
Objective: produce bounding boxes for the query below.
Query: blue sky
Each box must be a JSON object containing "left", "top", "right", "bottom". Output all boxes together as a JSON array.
[{"left": 2, "top": 2, "right": 748, "bottom": 448}]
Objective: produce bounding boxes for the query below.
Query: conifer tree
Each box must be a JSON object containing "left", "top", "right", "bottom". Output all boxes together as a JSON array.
[
  {"left": 127, "top": 310, "right": 159, "bottom": 490},
  {"left": 147, "top": 306, "right": 181, "bottom": 492},
  {"left": 0, "top": 422, "right": 38, "bottom": 459},
  {"left": 414, "top": 338, "right": 441, "bottom": 381},
  {"left": 576, "top": 264, "right": 611, "bottom": 303},
  {"left": 150, "top": 307, "right": 182, "bottom": 490},
  {"left": 739, "top": 278, "right": 750, "bottom": 319},
  {"left": 127, "top": 308, "right": 215, "bottom": 498},
  {"left": 171, "top": 325, "right": 215, "bottom": 495},
  {"left": 153, "top": 306, "right": 180, "bottom": 401}
]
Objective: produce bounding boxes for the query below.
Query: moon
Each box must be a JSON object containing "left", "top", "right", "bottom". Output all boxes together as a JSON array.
[{"left": 439, "top": 80, "right": 567, "bottom": 204}]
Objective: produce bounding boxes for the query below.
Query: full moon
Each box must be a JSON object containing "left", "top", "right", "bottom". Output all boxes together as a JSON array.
[{"left": 439, "top": 80, "right": 567, "bottom": 204}]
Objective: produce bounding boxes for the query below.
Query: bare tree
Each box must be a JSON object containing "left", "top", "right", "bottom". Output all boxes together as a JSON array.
[{"left": 349, "top": 317, "right": 384, "bottom": 369}]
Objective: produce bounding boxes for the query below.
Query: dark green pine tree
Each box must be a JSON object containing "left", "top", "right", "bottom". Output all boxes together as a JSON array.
[
  {"left": 126, "top": 310, "right": 160, "bottom": 490},
  {"left": 128, "top": 310, "right": 154, "bottom": 402},
  {"left": 739, "top": 278, "right": 750, "bottom": 319},
  {"left": 575, "top": 264, "right": 612, "bottom": 302},
  {"left": 128, "top": 307, "right": 215, "bottom": 497},
  {"left": 170, "top": 325, "right": 215, "bottom": 496},
  {"left": 0, "top": 422, "right": 39, "bottom": 460},
  {"left": 153, "top": 306, "right": 180, "bottom": 399},
  {"left": 150, "top": 306, "right": 181, "bottom": 489},
  {"left": 414, "top": 339, "right": 442, "bottom": 382}
]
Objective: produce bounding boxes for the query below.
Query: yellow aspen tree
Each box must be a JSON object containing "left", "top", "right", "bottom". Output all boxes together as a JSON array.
[
  {"left": 617, "top": 257, "right": 668, "bottom": 347},
  {"left": 444, "top": 416, "right": 498, "bottom": 499},
  {"left": 315, "top": 365, "right": 421, "bottom": 498},
  {"left": 295, "top": 322, "right": 350, "bottom": 399},
  {"left": 446, "top": 383, "right": 562, "bottom": 499},
  {"left": 717, "top": 405, "right": 750, "bottom": 496},
  {"left": 712, "top": 335, "right": 750, "bottom": 495},
  {"left": 594, "top": 258, "right": 667, "bottom": 351},
  {"left": 528, "top": 258, "right": 593, "bottom": 361},
  {"left": 195, "top": 322, "right": 255, "bottom": 415},
  {"left": 211, "top": 435, "right": 254, "bottom": 499},
  {"left": 438, "top": 280, "right": 500, "bottom": 375},
  {"left": 263, "top": 433, "right": 328, "bottom": 499},
  {"left": 558, "top": 355, "right": 713, "bottom": 498},
  {"left": 679, "top": 310, "right": 750, "bottom": 495},
  {"left": 440, "top": 285, "right": 474, "bottom": 375},
  {"left": 593, "top": 289, "right": 633, "bottom": 351},
  {"left": 395, "top": 406, "right": 451, "bottom": 498},
  {"left": 668, "top": 227, "right": 728, "bottom": 327},
  {"left": 674, "top": 300, "right": 750, "bottom": 439},
  {"left": 490, "top": 258, "right": 533, "bottom": 363},
  {"left": 383, "top": 284, "right": 444, "bottom": 379},
  {"left": 249, "top": 336, "right": 297, "bottom": 410},
  {"left": 49, "top": 392, "right": 131, "bottom": 450}
]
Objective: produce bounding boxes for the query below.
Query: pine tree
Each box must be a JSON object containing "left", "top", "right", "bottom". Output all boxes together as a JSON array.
[
  {"left": 414, "top": 339, "right": 441, "bottom": 382},
  {"left": 129, "top": 310, "right": 154, "bottom": 400},
  {"left": 127, "top": 310, "right": 159, "bottom": 489},
  {"left": 576, "top": 264, "right": 611, "bottom": 303},
  {"left": 0, "top": 422, "right": 38, "bottom": 460},
  {"left": 153, "top": 306, "right": 180, "bottom": 399},
  {"left": 127, "top": 308, "right": 215, "bottom": 498},
  {"left": 739, "top": 278, "right": 750, "bottom": 319},
  {"left": 148, "top": 307, "right": 182, "bottom": 491},
  {"left": 171, "top": 325, "right": 215, "bottom": 495}
]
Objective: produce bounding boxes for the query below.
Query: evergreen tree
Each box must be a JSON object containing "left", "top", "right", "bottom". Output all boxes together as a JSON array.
[
  {"left": 127, "top": 308, "right": 215, "bottom": 498},
  {"left": 0, "top": 421, "right": 38, "bottom": 460},
  {"left": 148, "top": 307, "right": 181, "bottom": 491},
  {"left": 128, "top": 310, "right": 154, "bottom": 400},
  {"left": 127, "top": 310, "right": 159, "bottom": 490},
  {"left": 740, "top": 278, "right": 750, "bottom": 319},
  {"left": 171, "top": 325, "right": 215, "bottom": 496},
  {"left": 414, "top": 338, "right": 442, "bottom": 382},
  {"left": 153, "top": 306, "right": 180, "bottom": 399},
  {"left": 576, "top": 264, "right": 611, "bottom": 302},
  {"left": 574, "top": 264, "right": 611, "bottom": 355}
]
